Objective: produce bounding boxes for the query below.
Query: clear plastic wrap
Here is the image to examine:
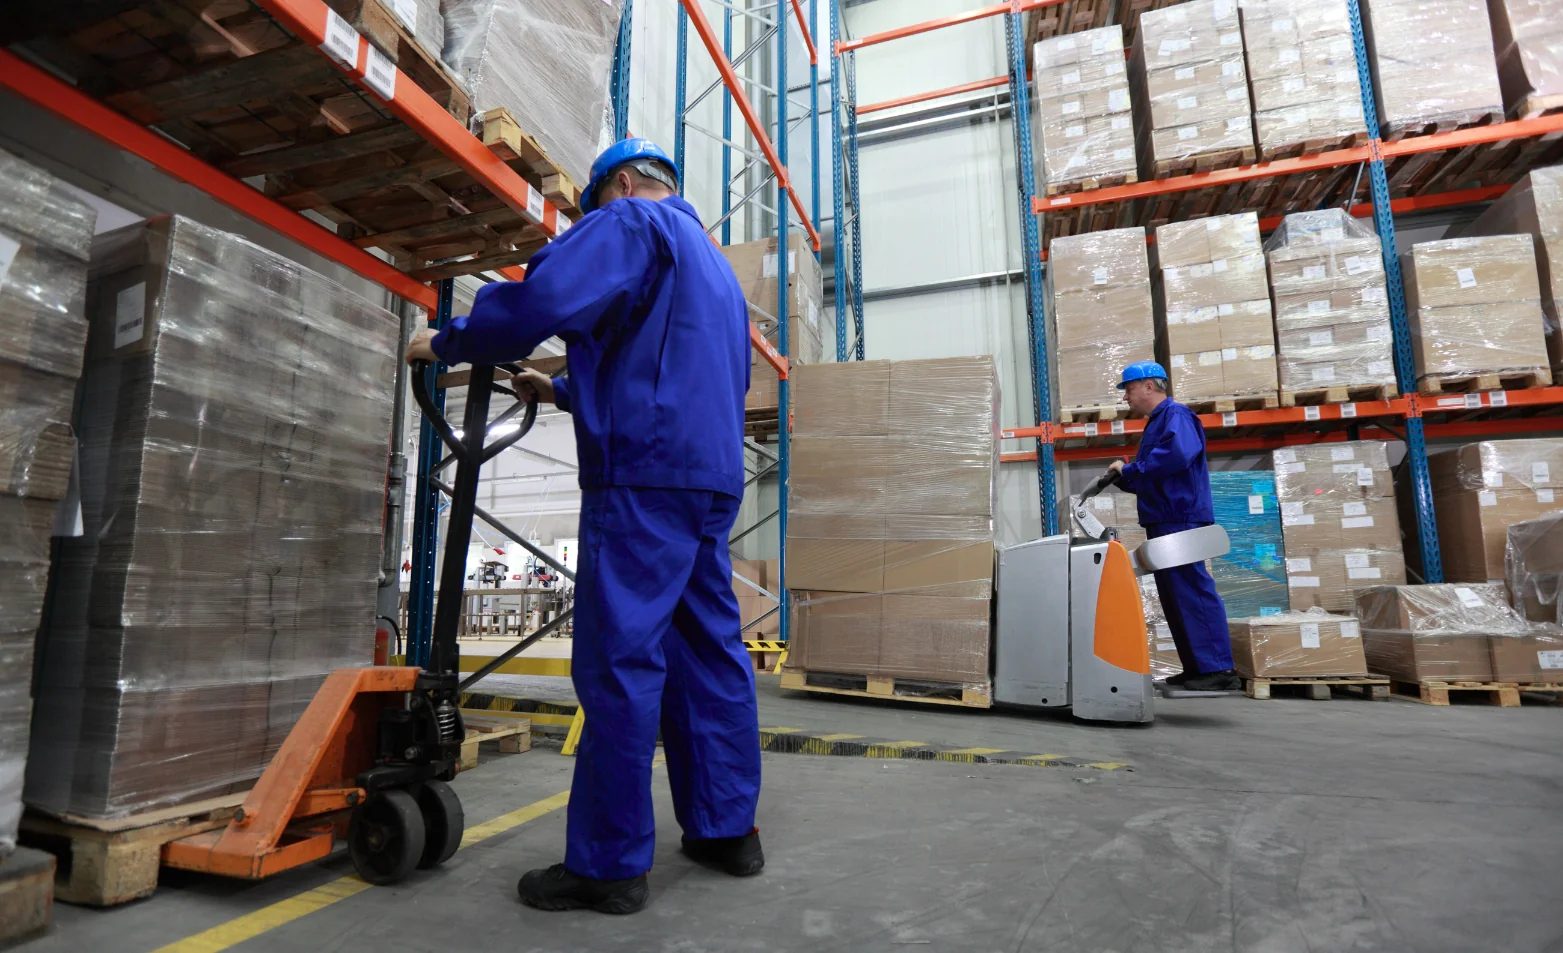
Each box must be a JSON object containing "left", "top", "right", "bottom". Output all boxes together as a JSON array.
[
  {"left": 441, "top": 0, "right": 625, "bottom": 187},
  {"left": 1354, "top": 582, "right": 1563, "bottom": 682},
  {"left": 1032, "top": 26, "right": 1138, "bottom": 192},
  {"left": 1143, "top": 575, "right": 1181, "bottom": 679},
  {"left": 1046, "top": 228, "right": 1156, "bottom": 411},
  {"left": 26, "top": 216, "right": 397, "bottom": 819},
  {"left": 1130, "top": 0, "right": 1255, "bottom": 173},
  {"left": 785, "top": 357, "right": 999, "bottom": 687},
  {"left": 1427, "top": 439, "right": 1563, "bottom": 582},
  {"left": 1506, "top": 513, "right": 1563, "bottom": 625},
  {"left": 718, "top": 233, "right": 824, "bottom": 366},
  {"left": 1265, "top": 209, "right": 1397, "bottom": 393},
  {"left": 1458, "top": 166, "right": 1563, "bottom": 373},
  {"left": 1210, "top": 471, "right": 1289, "bottom": 618},
  {"left": 1402, "top": 235, "right": 1549, "bottom": 385},
  {"left": 1487, "top": 0, "right": 1563, "bottom": 118},
  {"left": 1229, "top": 607, "right": 1369, "bottom": 677},
  {"left": 1359, "top": 0, "right": 1504, "bottom": 133},
  {"left": 1238, "top": 0, "right": 1365, "bottom": 158}
]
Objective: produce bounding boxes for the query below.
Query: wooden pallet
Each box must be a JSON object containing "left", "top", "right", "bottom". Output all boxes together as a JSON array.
[
  {"left": 1045, "top": 172, "right": 1137, "bottom": 198},
  {"left": 1259, "top": 130, "right": 1370, "bottom": 163},
  {"left": 0, "top": 847, "right": 55, "bottom": 945},
  {"left": 1513, "top": 96, "right": 1563, "bottom": 122},
  {"left": 779, "top": 670, "right": 992, "bottom": 709},
  {"left": 1243, "top": 675, "right": 1389, "bottom": 701},
  {"left": 1279, "top": 383, "right": 1398, "bottom": 408},
  {"left": 1383, "top": 110, "right": 1505, "bottom": 143},
  {"left": 1418, "top": 368, "right": 1552, "bottom": 395},
  {"left": 1183, "top": 393, "right": 1280, "bottom": 414},
  {"left": 1151, "top": 146, "right": 1257, "bottom": 182},
  {"left": 1513, "top": 681, "right": 1563, "bottom": 704},
  {"left": 1059, "top": 403, "right": 1129, "bottom": 424},
  {"left": 461, "top": 716, "right": 532, "bottom": 770},
  {"left": 1389, "top": 679, "right": 1521, "bottom": 707},
  {"left": 744, "top": 406, "right": 780, "bottom": 438},
  {"left": 18, "top": 792, "right": 246, "bottom": 907},
  {"left": 1025, "top": 0, "right": 1114, "bottom": 46}
]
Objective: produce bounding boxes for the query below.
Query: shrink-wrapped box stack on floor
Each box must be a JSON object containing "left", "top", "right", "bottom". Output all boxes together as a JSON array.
[
  {"left": 442, "top": 0, "right": 626, "bottom": 187},
  {"left": 785, "top": 358, "right": 998, "bottom": 695},
  {"left": 1273, "top": 441, "right": 1406, "bottom": 612},
  {"left": 1238, "top": 0, "right": 1368, "bottom": 159},
  {"left": 1229, "top": 609, "right": 1368, "bottom": 677},
  {"left": 1154, "top": 212, "right": 1278, "bottom": 406},
  {"left": 27, "top": 216, "right": 397, "bottom": 819},
  {"left": 1487, "top": 0, "right": 1563, "bottom": 119},
  {"left": 1458, "top": 167, "right": 1563, "bottom": 376},
  {"left": 1047, "top": 227, "right": 1156, "bottom": 417},
  {"left": 1428, "top": 439, "right": 1563, "bottom": 583},
  {"left": 1032, "top": 26, "right": 1138, "bottom": 195},
  {"left": 1359, "top": 0, "right": 1504, "bottom": 137},
  {"left": 1130, "top": 0, "right": 1256, "bottom": 178},
  {"left": 1506, "top": 514, "right": 1563, "bottom": 626},
  {"left": 1209, "top": 471, "right": 1289, "bottom": 619},
  {"left": 1357, "top": 583, "right": 1563, "bottom": 683},
  {"left": 1403, "top": 235, "right": 1550, "bottom": 391},
  {"left": 719, "top": 234, "right": 824, "bottom": 411},
  {"left": 0, "top": 150, "right": 97, "bottom": 851},
  {"left": 1265, "top": 209, "right": 1398, "bottom": 404}
]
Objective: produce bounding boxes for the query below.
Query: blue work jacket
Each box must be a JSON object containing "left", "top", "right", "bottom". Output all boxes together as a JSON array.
[
  {"left": 431, "top": 195, "right": 749, "bottom": 499},
  {"left": 1115, "top": 398, "right": 1215, "bottom": 526}
]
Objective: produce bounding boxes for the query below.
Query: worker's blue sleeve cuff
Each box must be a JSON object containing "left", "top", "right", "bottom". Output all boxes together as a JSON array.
[
  {"left": 430, "top": 325, "right": 457, "bottom": 364},
  {"left": 1117, "top": 463, "right": 1142, "bottom": 490},
  {"left": 551, "top": 376, "right": 572, "bottom": 413}
]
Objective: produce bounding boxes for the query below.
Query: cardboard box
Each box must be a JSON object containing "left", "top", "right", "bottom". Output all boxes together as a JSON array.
[
  {"left": 1033, "top": 24, "right": 1127, "bottom": 67},
  {"left": 1157, "top": 213, "right": 1262, "bottom": 268},
  {"left": 1136, "top": 0, "right": 1246, "bottom": 69},
  {"left": 1355, "top": 582, "right": 1529, "bottom": 681},
  {"left": 1360, "top": 0, "right": 1504, "bottom": 131},
  {"left": 1428, "top": 440, "right": 1563, "bottom": 582},
  {"left": 788, "top": 590, "right": 882, "bottom": 675},
  {"left": 879, "top": 594, "right": 991, "bottom": 682},
  {"left": 1053, "top": 287, "right": 1157, "bottom": 341},
  {"left": 1487, "top": 0, "right": 1563, "bottom": 116},
  {"left": 1229, "top": 612, "right": 1368, "bottom": 677},
  {"left": 1033, "top": 27, "right": 1140, "bottom": 191},
  {"left": 1162, "top": 253, "right": 1270, "bottom": 308},
  {"left": 1489, "top": 629, "right": 1563, "bottom": 682},
  {"left": 1048, "top": 227, "right": 1153, "bottom": 291},
  {"left": 790, "top": 360, "right": 891, "bottom": 436},
  {"left": 1506, "top": 514, "right": 1563, "bottom": 623},
  {"left": 1403, "top": 235, "right": 1549, "bottom": 381},
  {"left": 1403, "top": 235, "right": 1542, "bottom": 308},
  {"left": 1131, "top": 0, "right": 1254, "bottom": 173},
  {"left": 1457, "top": 167, "right": 1563, "bottom": 372}
]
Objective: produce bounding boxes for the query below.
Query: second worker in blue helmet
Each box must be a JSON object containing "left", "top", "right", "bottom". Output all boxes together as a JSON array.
[
  {"left": 405, "top": 137, "right": 762, "bottom": 914},
  {"left": 1108, "top": 362, "right": 1239, "bottom": 692}
]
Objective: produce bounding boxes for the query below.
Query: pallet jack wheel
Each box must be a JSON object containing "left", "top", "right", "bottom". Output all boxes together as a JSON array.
[
  {"left": 415, "top": 779, "right": 464, "bottom": 869},
  {"left": 349, "top": 788, "right": 427, "bottom": 885}
]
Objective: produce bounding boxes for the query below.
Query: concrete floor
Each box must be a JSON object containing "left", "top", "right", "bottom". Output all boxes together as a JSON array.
[{"left": 23, "top": 683, "right": 1563, "bottom": 953}]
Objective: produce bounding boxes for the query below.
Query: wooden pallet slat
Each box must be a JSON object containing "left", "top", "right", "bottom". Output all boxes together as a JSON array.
[
  {"left": 0, "top": 847, "right": 55, "bottom": 945},
  {"left": 1278, "top": 383, "right": 1398, "bottom": 408},
  {"left": 1243, "top": 675, "right": 1390, "bottom": 701},
  {"left": 1388, "top": 679, "right": 1522, "bottom": 707},
  {"left": 1058, "top": 403, "right": 1130, "bottom": 424},
  {"left": 1418, "top": 368, "right": 1552, "bottom": 395},
  {"left": 460, "top": 717, "right": 533, "bottom": 770},
  {"left": 1182, "top": 393, "right": 1280, "bottom": 414},
  {"left": 780, "top": 669, "right": 992, "bottom": 709}
]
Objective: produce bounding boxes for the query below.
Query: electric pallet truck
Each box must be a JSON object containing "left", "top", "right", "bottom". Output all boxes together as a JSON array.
[{"left": 162, "top": 362, "right": 533, "bottom": 885}]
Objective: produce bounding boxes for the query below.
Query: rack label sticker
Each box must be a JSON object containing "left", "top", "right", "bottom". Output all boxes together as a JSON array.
[
  {"left": 321, "top": 8, "right": 360, "bottom": 67},
  {"left": 1454, "top": 587, "right": 1485, "bottom": 609},
  {"left": 1489, "top": 391, "right": 1508, "bottom": 407},
  {"left": 526, "top": 186, "right": 546, "bottom": 224},
  {"left": 1437, "top": 396, "right": 1465, "bottom": 407},
  {"left": 1300, "top": 623, "right": 1320, "bottom": 649},
  {"left": 1286, "top": 557, "right": 1311, "bottom": 572},
  {"left": 1248, "top": 495, "right": 1265, "bottom": 514},
  {"left": 1111, "top": 420, "right": 1125, "bottom": 435},
  {"left": 1222, "top": 412, "right": 1237, "bottom": 427},
  {"left": 1464, "top": 393, "right": 1482, "bottom": 409},
  {"left": 1478, "top": 489, "right": 1498, "bottom": 506},
  {"left": 1456, "top": 267, "right": 1477, "bottom": 289},
  {"left": 1343, "top": 501, "right": 1367, "bottom": 517},
  {"left": 1348, "top": 567, "right": 1382, "bottom": 580},
  {"left": 387, "top": 0, "right": 418, "bottom": 32},
  {"left": 1539, "top": 489, "right": 1555, "bottom": 504},
  {"left": 1050, "top": 196, "right": 1073, "bottom": 206},
  {"left": 363, "top": 44, "right": 396, "bottom": 102},
  {"left": 1539, "top": 650, "right": 1563, "bottom": 669},
  {"left": 1084, "top": 423, "right": 1099, "bottom": 436},
  {"left": 1305, "top": 406, "right": 1321, "bottom": 421},
  {"left": 0, "top": 234, "right": 18, "bottom": 286},
  {"left": 1342, "top": 516, "right": 1374, "bottom": 528},
  {"left": 1274, "top": 448, "right": 1296, "bottom": 465},
  {"left": 114, "top": 282, "right": 147, "bottom": 348},
  {"left": 1341, "top": 403, "right": 1357, "bottom": 417},
  {"left": 1289, "top": 575, "right": 1320, "bottom": 587},
  {"left": 1359, "top": 467, "right": 1375, "bottom": 487},
  {"left": 555, "top": 215, "right": 571, "bottom": 234},
  {"left": 1340, "top": 620, "right": 1360, "bottom": 639},
  {"left": 1534, "top": 462, "right": 1551, "bottom": 484}
]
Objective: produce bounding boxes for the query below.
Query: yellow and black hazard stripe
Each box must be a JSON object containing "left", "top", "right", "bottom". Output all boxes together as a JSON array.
[{"left": 743, "top": 639, "right": 787, "bottom": 652}]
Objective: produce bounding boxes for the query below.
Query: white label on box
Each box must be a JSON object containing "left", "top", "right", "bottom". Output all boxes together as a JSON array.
[
  {"left": 1062, "top": 100, "right": 1082, "bottom": 115},
  {"left": 1112, "top": 114, "right": 1132, "bottom": 130},
  {"left": 1478, "top": 489, "right": 1498, "bottom": 506},
  {"left": 1227, "top": 86, "right": 1248, "bottom": 103},
  {"left": 761, "top": 250, "right": 798, "bottom": 279},
  {"left": 1178, "top": 95, "right": 1198, "bottom": 109},
  {"left": 1107, "top": 61, "right": 1126, "bottom": 77},
  {"left": 362, "top": 44, "right": 396, "bottom": 102},
  {"left": 1489, "top": 391, "right": 1508, "bottom": 407},
  {"left": 1062, "top": 71, "right": 1082, "bottom": 86},
  {"left": 1057, "top": 36, "right": 1077, "bottom": 49},
  {"left": 1334, "top": 463, "right": 1362, "bottom": 473},
  {"left": 1157, "top": 641, "right": 1177, "bottom": 651},
  {"left": 1172, "top": 354, "right": 1187, "bottom": 368},
  {"left": 1200, "top": 350, "right": 1224, "bottom": 366},
  {"left": 1358, "top": 468, "right": 1375, "bottom": 487},
  {"left": 1220, "top": 31, "right": 1241, "bottom": 46},
  {"left": 1277, "top": 460, "right": 1306, "bottom": 475},
  {"left": 1092, "top": 35, "right": 1112, "bottom": 55},
  {"left": 1343, "top": 501, "right": 1367, "bottom": 517},
  {"left": 1305, "top": 405, "right": 1322, "bottom": 421},
  {"left": 1221, "top": 411, "right": 1238, "bottom": 427},
  {"left": 1227, "top": 116, "right": 1248, "bottom": 132},
  {"left": 1539, "top": 489, "right": 1555, "bottom": 504},
  {"left": 806, "top": 297, "right": 819, "bottom": 329},
  {"left": 1368, "top": 360, "right": 1392, "bottom": 376},
  {"left": 1212, "top": 258, "right": 1228, "bottom": 273},
  {"left": 1093, "top": 495, "right": 1114, "bottom": 512},
  {"left": 1214, "top": 0, "right": 1235, "bottom": 17},
  {"left": 1312, "top": 367, "right": 1336, "bottom": 384},
  {"left": 1216, "top": 303, "right": 1234, "bottom": 316},
  {"left": 321, "top": 8, "right": 359, "bottom": 66},
  {"left": 1248, "top": 495, "right": 1265, "bottom": 514},
  {"left": 1342, "top": 403, "right": 1358, "bottom": 418},
  {"left": 0, "top": 234, "right": 18, "bottom": 286},
  {"left": 1343, "top": 256, "right": 1367, "bottom": 275},
  {"left": 1290, "top": 575, "right": 1321, "bottom": 587},
  {"left": 1456, "top": 267, "right": 1477, "bottom": 289},
  {"left": 1538, "top": 650, "right": 1563, "bottom": 669},
  {"left": 1155, "top": 623, "right": 1172, "bottom": 639},
  {"left": 1465, "top": 393, "right": 1483, "bottom": 410},
  {"left": 1339, "top": 102, "right": 1360, "bottom": 120},
  {"left": 1348, "top": 568, "right": 1383, "bottom": 580},
  {"left": 1361, "top": 285, "right": 1387, "bottom": 303},
  {"left": 1455, "top": 587, "right": 1485, "bottom": 609},
  {"left": 1331, "top": 447, "right": 1355, "bottom": 462},
  {"left": 1274, "top": 448, "right": 1297, "bottom": 465},
  {"left": 1310, "top": 330, "right": 1335, "bottom": 346},
  {"left": 1344, "top": 554, "right": 1370, "bottom": 569},
  {"left": 1222, "top": 347, "right": 1239, "bottom": 361},
  {"left": 1366, "top": 326, "right": 1390, "bottom": 342},
  {"left": 1287, "top": 557, "right": 1313, "bottom": 572},
  {"left": 1285, "top": 514, "right": 1315, "bottom": 528},
  {"left": 1341, "top": 620, "right": 1360, "bottom": 639},
  {"left": 388, "top": 0, "right": 418, "bottom": 31},
  {"left": 1342, "top": 516, "right": 1374, "bottom": 528},
  {"left": 1306, "top": 299, "right": 1332, "bottom": 313},
  {"left": 1300, "top": 623, "right": 1321, "bottom": 648},
  {"left": 1281, "top": 501, "right": 1305, "bottom": 518},
  {"left": 1303, "top": 265, "right": 1327, "bottom": 280},
  {"left": 114, "top": 282, "right": 147, "bottom": 348},
  {"left": 1492, "top": 473, "right": 1505, "bottom": 487},
  {"left": 1284, "top": 77, "right": 1306, "bottom": 93},
  {"left": 1066, "top": 125, "right": 1085, "bottom": 138},
  {"left": 1273, "top": 17, "right": 1294, "bottom": 31},
  {"left": 1092, "top": 266, "right": 1109, "bottom": 286},
  {"left": 1114, "top": 147, "right": 1135, "bottom": 160},
  {"left": 1222, "top": 60, "right": 1244, "bottom": 79},
  {"left": 1179, "top": 125, "right": 1200, "bottom": 141},
  {"left": 1176, "top": 66, "right": 1196, "bottom": 80},
  {"left": 1534, "top": 462, "right": 1551, "bottom": 484}
]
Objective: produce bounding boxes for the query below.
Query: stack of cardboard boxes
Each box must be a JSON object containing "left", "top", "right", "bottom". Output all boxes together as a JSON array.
[
  {"left": 1032, "top": 26, "right": 1138, "bottom": 193},
  {"left": 1238, "top": 0, "right": 1366, "bottom": 158},
  {"left": 721, "top": 234, "right": 825, "bottom": 411},
  {"left": 1357, "top": 583, "right": 1563, "bottom": 683},
  {"left": 1154, "top": 212, "right": 1278, "bottom": 404},
  {"left": 785, "top": 357, "right": 998, "bottom": 689},
  {"left": 1273, "top": 441, "right": 1406, "bottom": 612},
  {"left": 1130, "top": 0, "right": 1255, "bottom": 177},
  {"left": 1264, "top": 208, "right": 1397, "bottom": 400},
  {"left": 1506, "top": 514, "right": 1563, "bottom": 625},
  {"left": 1459, "top": 167, "right": 1563, "bottom": 376},
  {"left": 1359, "top": 0, "right": 1504, "bottom": 135},
  {"left": 1403, "top": 235, "right": 1550, "bottom": 389},
  {"left": 1229, "top": 610, "right": 1368, "bottom": 677},
  {"left": 1487, "top": 0, "right": 1563, "bottom": 119},
  {"left": 1427, "top": 439, "right": 1563, "bottom": 583},
  {"left": 1209, "top": 471, "right": 1289, "bottom": 619},
  {"left": 1047, "top": 227, "right": 1157, "bottom": 415}
]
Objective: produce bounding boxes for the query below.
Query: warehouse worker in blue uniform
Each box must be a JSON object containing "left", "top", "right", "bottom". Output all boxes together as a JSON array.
[
  {"left": 1107, "top": 361, "right": 1239, "bottom": 692},
  {"left": 405, "top": 138, "right": 762, "bottom": 914}
]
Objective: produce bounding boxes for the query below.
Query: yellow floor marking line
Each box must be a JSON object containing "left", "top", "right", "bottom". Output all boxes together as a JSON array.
[
  {"left": 760, "top": 727, "right": 802, "bottom": 734},
  {"left": 153, "top": 788, "right": 571, "bottom": 953},
  {"left": 941, "top": 747, "right": 1008, "bottom": 756},
  {"left": 812, "top": 733, "right": 865, "bottom": 742}
]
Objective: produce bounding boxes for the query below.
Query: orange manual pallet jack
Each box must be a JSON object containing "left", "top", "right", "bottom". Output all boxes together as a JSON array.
[{"left": 163, "top": 362, "right": 534, "bottom": 885}]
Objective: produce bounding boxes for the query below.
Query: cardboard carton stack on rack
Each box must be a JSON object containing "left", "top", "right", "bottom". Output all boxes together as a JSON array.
[
  {"left": 1129, "top": 0, "right": 1256, "bottom": 178},
  {"left": 1358, "top": 0, "right": 1504, "bottom": 137},
  {"left": 1402, "top": 235, "right": 1550, "bottom": 391},
  {"left": 1357, "top": 583, "right": 1563, "bottom": 684},
  {"left": 1264, "top": 209, "right": 1398, "bottom": 404},
  {"left": 785, "top": 358, "right": 998, "bottom": 700},
  {"left": 0, "top": 150, "right": 98, "bottom": 852},
  {"left": 1486, "top": 0, "right": 1563, "bottom": 119},
  {"left": 1237, "top": 0, "right": 1367, "bottom": 159},
  {"left": 1458, "top": 167, "right": 1563, "bottom": 377},
  {"left": 1047, "top": 227, "right": 1156, "bottom": 418},
  {"left": 1154, "top": 212, "right": 1278, "bottom": 408},
  {"left": 1032, "top": 26, "right": 1139, "bottom": 195},
  {"left": 1426, "top": 439, "right": 1563, "bottom": 583},
  {"left": 722, "top": 234, "right": 825, "bottom": 412}
]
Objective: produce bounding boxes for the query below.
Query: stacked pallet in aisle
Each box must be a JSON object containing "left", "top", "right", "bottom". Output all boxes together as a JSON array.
[
  {"left": 1458, "top": 166, "right": 1563, "bottom": 376},
  {"left": 1154, "top": 212, "right": 1278, "bottom": 411},
  {"left": 26, "top": 217, "right": 397, "bottom": 820},
  {"left": 1403, "top": 234, "right": 1551, "bottom": 393},
  {"left": 1047, "top": 227, "right": 1155, "bottom": 421},
  {"left": 1487, "top": 0, "right": 1563, "bottom": 119},
  {"left": 1237, "top": 0, "right": 1367, "bottom": 160},
  {"left": 1264, "top": 208, "right": 1398, "bottom": 406},
  {"left": 1032, "top": 26, "right": 1137, "bottom": 196},
  {"left": 1273, "top": 441, "right": 1406, "bottom": 612},
  {"left": 784, "top": 358, "right": 998, "bottom": 707},
  {"left": 1426, "top": 439, "right": 1563, "bottom": 583},
  {"left": 0, "top": 151, "right": 98, "bottom": 855},
  {"left": 720, "top": 234, "right": 825, "bottom": 416},
  {"left": 1359, "top": 0, "right": 1505, "bottom": 139},
  {"left": 1129, "top": 0, "right": 1256, "bottom": 180}
]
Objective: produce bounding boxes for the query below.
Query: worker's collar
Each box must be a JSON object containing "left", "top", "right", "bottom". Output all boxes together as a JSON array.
[
  {"left": 1146, "top": 396, "right": 1172, "bottom": 419},
  {"left": 661, "top": 194, "right": 704, "bottom": 226}
]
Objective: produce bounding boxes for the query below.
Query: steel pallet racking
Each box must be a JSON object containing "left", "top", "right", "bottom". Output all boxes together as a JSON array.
[{"left": 827, "top": 0, "right": 1563, "bottom": 583}]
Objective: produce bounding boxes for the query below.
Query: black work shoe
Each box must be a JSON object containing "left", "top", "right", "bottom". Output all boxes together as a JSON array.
[
  {"left": 517, "top": 864, "right": 649, "bottom": 914},
  {"left": 681, "top": 829, "right": 765, "bottom": 876},
  {"left": 1162, "top": 671, "right": 1192, "bottom": 687},
  {"left": 1182, "top": 670, "right": 1241, "bottom": 692}
]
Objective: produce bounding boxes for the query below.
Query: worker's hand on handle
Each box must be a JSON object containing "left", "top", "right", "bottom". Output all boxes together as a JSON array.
[
  {"left": 510, "top": 367, "right": 556, "bottom": 406},
  {"left": 1107, "top": 459, "right": 1125, "bottom": 476},
  {"left": 405, "top": 328, "right": 439, "bottom": 365}
]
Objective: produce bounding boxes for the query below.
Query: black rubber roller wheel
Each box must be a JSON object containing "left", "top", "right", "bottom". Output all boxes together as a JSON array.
[
  {"left": 416, "top": 779, "right": 464, "bottom": 869},
  {"left": 348, "top": 789, "right": 426, "bottom": 885}
]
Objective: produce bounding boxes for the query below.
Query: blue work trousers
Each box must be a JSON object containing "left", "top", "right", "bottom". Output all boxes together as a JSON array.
[
  {"left": 1145, "top": 521, "right": 1234, "bottom": 675},
  {"left": 566, "top": 487, "right": 762, "bottom": 880}
]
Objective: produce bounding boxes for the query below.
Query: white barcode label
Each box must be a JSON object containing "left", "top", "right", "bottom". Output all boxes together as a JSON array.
[
  {"left": 321, "top": 8, "right": 360, "bottom": 66},
  {"left": 1342, "top": 403, "right": 1358, "bottom": 418},
  {"left": 362, "top": 44, "right": 396, "bottom": 101},
  {"left": 1303, "top": 266, "right": 1327, "bottom": 280},
  {"left": 1062, "top": 71, "right": 1082, "bottom": 85},
  {"left": 1465, "top": 393, "right": 1483, "bottom": 409},
  {"left": 1286, "top": 557, "right": 1312, "bottom": 572},
  {"left": 1251, "top": 345, "right": 1274, "bottom": 359},
  {"left": 1305, "top": 406, "right": 1321, "bottom": 420},
  {"left": 1539, "top": 489, "right": 1555, "bottom": 504},
  {"left": 1534, "top": 462, "right": 1551, "bottom": 483},
  {"left": 1062, "top": 100, "right": 1082, "bottom": 115},
  {"left": 1066, "top": 125, "right": 1085, "bottom": 138},
  {"left": 1348, "top": 567, "right": 1383, "bottom": 579},
  {"left": 1489, "top": 391, "right": 1508, "bottom": 407},
  {"left": 1344, "top": 554, "right": 1370, "bottom": 569},
  {"left": 1539, "top": 650, "right": 1563, "bottom": 669},
  {"left": 526, "top": 186, "right": 545, "bottom": 224},
  {"left": 1455, "top": 587, "right": 1484, "bottom": 609},
  {"left": 388, "top": 0, "right": 418, "bottom": 32},
  {"left": 1343, "top": 502, "right": 1367, "bottom": 517},
  {"left": 1227, "top": 116, "right": 1248, "bottom": 132},
  {"left": 1340, "top": 620, "right": 1360, "bottom": 639},
  {"left": 1300, "top": 623, "right": 1320, "bottom": 648},
  {"left": 1437, "top": 397, "right": 1465, "bottom": 407},
  {"left": 1248, "top": 495, "right": 1265, "bottom": 514},
  {"left": 1223, "top": 59, "right": 1244, "bottom": 77},
  {"left": 1085, "top": 423, "right": 1099, "bottom": 436},
  {"left": 1227, "top": 86, "right": 1247, "bottom": 102},
  {"left": 1284, "top": 77, "right": 1306, "bottom": 93},
  {"left": 1223, "top": 412, "right": 1238, "bottom": 427},
  {"left": 1212, "top": 258, "right": 1229, "bottom": 273},
  {"left": 1280, "top": 48, "right": 1300, "bottom": 63},
  {"left": 1492, "top": 473, "right": 1505, "bottom": 487},
  {"left": 1157, "top": 641, "right": 1177, "bottom": 651},
  {"left": 1112, "top": 114, "right": 1132, "bottom": 130},
  {"left": 1179, "top": 125, "right": 1200, "bottom": 140},
  {"left": 1344, "top": 256, "right": 1367, "bottom": 275},
  {"left": 1358, "top": 468, "right": 1375, "bottom": 487},
  {"left": 1222, "top": 347, "right": 1239, "bottom": 361},
  {"left": 1456, "top": 267, "right": 1477, "bottom": 289},
  {"left": 1331, "top": 447, "right": 1355, "bottom": 461},
  {"left": 1334, "top": 463, "right": 1361, "bottom": 473},
  {"left": 1274, "top": 449, "right": 1297, "bottom": 465},
  {"left": 1479, "top": 489, "right": 1498, "bottom": 506},
  {"left": 1312, "top": 366, "right": 1336, "bottom": 382},
  {"left": 1156, "top": 623, "right": 1172, "bottom": 638},
  {"left": 1176, "top": 67, "right": 1196, "bottom": 80},
  {"left": 1220, "top": 31, "right": 1241, "bottom": 45},
  {"left": 1290, "top": 575, "right": 1321, "bottom": 587},
  {"left": 114, "top": 282, "right": 147, "bottom": 348},
  {"left": 1179, "top": 95, "right": 1199, "bottom": 109},
  {"left": 1093, "top": 266, "right": 1109, "bottom": 286},
  {"left": 1111, "top": 419, "right": 1126, "bottom": 435}
]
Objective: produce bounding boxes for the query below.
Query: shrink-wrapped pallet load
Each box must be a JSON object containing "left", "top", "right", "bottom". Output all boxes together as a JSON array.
[
  {"left": 1130, "top": 0, "right": 1256, "bottom": 177},
  {"left": 1359, "top": 0, "right": 1505, "bottom": 136},
  {"left": 1032, "top": 26, "right": 1139, "bottom": 194},
  {"left": 1047, "top": 227, "right": 1156, "bottom": 417},
  {"left": 1238, "top": 0, "right": 1368, "bottom": 159}
]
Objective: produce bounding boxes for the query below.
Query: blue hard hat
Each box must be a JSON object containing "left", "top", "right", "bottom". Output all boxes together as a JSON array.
[
  {"left": 580, "top": 138, "right": 679, "bottom": 214},
  {"left": 1117, "top": 360, "right": 1169, "bottom": 389}
]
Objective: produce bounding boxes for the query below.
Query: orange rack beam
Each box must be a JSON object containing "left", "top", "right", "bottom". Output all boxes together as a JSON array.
[
  {"left": 836, "top": 0, "right": 1062, "bottom": 53},
  {"left": 858, "top": 75, "right": 1014, "bottom": 115},
  {"left": 789, "top": 0, "right": 819, "bottom": 65}
]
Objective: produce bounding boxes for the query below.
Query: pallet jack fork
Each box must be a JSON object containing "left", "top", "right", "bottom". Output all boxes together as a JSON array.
[{"left": 163, "top": 362, "right": 535, "bottom": 885}]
